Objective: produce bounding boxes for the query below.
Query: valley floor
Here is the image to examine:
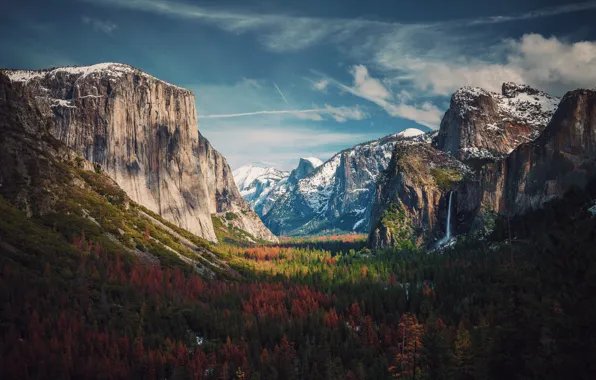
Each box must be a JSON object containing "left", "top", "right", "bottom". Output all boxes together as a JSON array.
[{"left": 2, "top": 185, "right": 596, "bottom": 379}]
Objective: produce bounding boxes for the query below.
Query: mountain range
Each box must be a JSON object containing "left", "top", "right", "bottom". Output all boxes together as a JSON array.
[
  {"left": 234, "top": 82, "right": 596, "bottom": 250},
  {"left": 2, "top": 62, "right": 595, "bottom": 252}
]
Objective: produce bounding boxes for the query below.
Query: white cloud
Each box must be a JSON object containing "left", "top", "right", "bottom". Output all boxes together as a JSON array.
[
  {"left": 82, "top": 16, "right": 117, "bottom": 35},
  {"left": 313, "top": 79, "right": 329, "bottom": 91},
  {"left": 374, "top": 34, "right": 596, "bottom": 97},
  {"left": 322, "top": 65, "right": 443, "bottom": 129},
  {"left": 200, "top": 118, "right": 379, "bottom": 170}
]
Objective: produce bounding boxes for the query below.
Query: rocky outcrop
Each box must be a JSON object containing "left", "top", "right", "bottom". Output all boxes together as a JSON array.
[
  {"left": 3, "top": 63, "right": 277, "bottom": 243},
  {"left": 198, "top": 133, "right": 279, "bottom": 242},
  {"left": 288, "top": 157, "right": 322, "bottom": 184},
  {"left": 460, "top": 89, "right": 596, "bottom": 226},
  {"left": 367, "top": 84, "right": 596, "bottom": 249},
  {"left": 368, "top": 141, "right": 469, "bottom": 249},
  {"left": 433, "top": 83, "right": 559, "bottom": 164}
]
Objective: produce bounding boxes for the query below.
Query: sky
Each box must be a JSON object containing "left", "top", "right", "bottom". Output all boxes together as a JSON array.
[{"left": 2, "top": 0, "right": 596, "bottom": 170}]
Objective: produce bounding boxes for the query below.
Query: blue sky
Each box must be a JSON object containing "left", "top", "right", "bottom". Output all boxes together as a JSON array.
[{"left": 2, "top": 0, "right": 596, "bottom": 170}]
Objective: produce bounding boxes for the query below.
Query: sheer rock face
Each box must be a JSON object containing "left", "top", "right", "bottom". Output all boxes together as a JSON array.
[
  {"left": 433, "top": 83, "right": 559, "bottom": 163},
  {"left": 3, "top": 63, "right": 277, "bottom": 243},
  {"left": 197, "top": 133, "right": 278, "bottom": 242},
  {"left": 368, "top": 142, "right": 468, "bottom": 249},
  {"left": 461, "top": 89, "right": 596, "bottom": 224},
  {"left": 367, "top": 84, "right": 596, "bottom": 249}
]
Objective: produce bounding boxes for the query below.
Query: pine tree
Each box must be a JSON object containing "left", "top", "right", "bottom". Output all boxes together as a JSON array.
[{"left": 454, "top": 321, "right": 474, "bottom": 380}]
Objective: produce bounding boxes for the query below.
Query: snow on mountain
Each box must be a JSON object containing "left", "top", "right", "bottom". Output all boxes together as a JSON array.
[
  {"left": 396, "top": 128, "right": 425, "bottom": 138},
  {"left": 5, "top": 63, "right": 188, "bottom": 91},
  {"left": 261, "top": 131, "right": 433, "bottom": 235},
  {"left": 303, "top": 157, "right": 323, "bottom": 168},
  {"left": 232, "top": 165, "right": 289, "bottom": 205},
  {"left": 434, "top": 82, "right": 560, "bottom": 161}
]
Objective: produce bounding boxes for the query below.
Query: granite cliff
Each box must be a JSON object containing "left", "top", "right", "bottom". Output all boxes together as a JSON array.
[
  {"left": 457, "top": 88, "right": 596, "bottom": 232},
  {"left": 3, "top": 63, "right": 277, "bottom": 243},
  {"left": 433, "top": 83, "right": 559, "bottom": 164},
  {"left": 368, "top": 84, "right": 596, "bottom": 249}
]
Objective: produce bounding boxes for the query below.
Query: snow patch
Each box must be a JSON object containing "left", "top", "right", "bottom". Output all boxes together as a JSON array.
[
  {"left": 353, "top": 218, "right": 365, "bottom": 230},
  {"left": 396, "top": 128, "right": 425, "bottom": 138},
  {"left": 4, "top": 63, "right": 188, "bottom": 91}
]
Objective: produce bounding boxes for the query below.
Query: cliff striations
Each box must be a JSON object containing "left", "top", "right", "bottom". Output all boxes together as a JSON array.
[
  {"left": 368, "top": 140, "right": 469, "bottom": 249},
  {"left": 433, "top": 83, "right": 559, "bottom": 164},
  {"left": 3, "top": 63, "right": 277, "bottom": 243},
  {"left": 460, "top": 89, "right": 596, "bottom": 225}
]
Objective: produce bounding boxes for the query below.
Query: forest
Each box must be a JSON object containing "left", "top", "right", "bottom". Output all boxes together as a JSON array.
[{"left": 1, "top": 181, "right": 596, "bottom": 380}]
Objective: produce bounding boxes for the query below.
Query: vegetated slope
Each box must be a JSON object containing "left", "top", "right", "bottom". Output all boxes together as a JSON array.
[
  {"left": 0, "top": 71, "right": 237, "bottom": 279},
  {"left": 2, "top": 63, "right": 277, "bottom": 243}
]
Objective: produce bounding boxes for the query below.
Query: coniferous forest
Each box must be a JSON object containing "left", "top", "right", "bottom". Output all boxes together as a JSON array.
[{"left": 2, "top": 179, "right": 595, "bottom": 379}]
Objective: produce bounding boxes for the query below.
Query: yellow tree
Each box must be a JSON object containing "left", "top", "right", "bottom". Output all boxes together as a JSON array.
[{"left": 390, "top": 313, "right": 424, "bottom": 378}]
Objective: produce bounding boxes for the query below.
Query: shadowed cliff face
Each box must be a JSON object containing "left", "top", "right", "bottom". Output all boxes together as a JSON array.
[
  {"left": 197, "top": 132, "right": 278, "bottom": 242},
  {"left": 368, "top": 142, "right": 468, "bottom": 249},
  {"left": 368, "top": 84, "right": 596, "bottom": 249},
  {"left": 462, "top": 89, "right": 596, "bottom": 223},
  {"left": 3, "top": 64, "right": 277, "bottom": 243},
  {"left": 433, "top": 83, "right": 559, "bottom": 164}
]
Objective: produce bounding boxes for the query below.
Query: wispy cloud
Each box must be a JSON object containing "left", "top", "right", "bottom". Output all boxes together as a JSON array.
[
  {"left": 82, "top": 16, "right": 117, "bottom": 35},
  {"left": 312, "top": 79, "right": 329, "bottom": 92},
  {"left": 200, "top": 119, "right": 380, "bottom": 170},
  {"left": 83, "top": 0, "right": 596, "bottom": 52},
  {"left": 316, "top": 65, "right": 443, "bottom": 129},
  {"left": 199, "top": 105, "right": 367, "bottom": 122},
  {"left": 464, "top": 2, "right": 596, "bottom": 26},
  {"left": 273, "top": 81, "right": 289, "bottom": 105}
]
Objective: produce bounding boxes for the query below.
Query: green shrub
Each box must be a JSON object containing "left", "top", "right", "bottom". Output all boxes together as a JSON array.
[{"left": 430, "top": 168, "right": 462, "bottom": 191}]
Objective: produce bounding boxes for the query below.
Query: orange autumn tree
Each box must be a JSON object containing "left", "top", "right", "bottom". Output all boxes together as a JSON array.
[{"left": 390, "top": 313, "right": 424, "bottom": 378}]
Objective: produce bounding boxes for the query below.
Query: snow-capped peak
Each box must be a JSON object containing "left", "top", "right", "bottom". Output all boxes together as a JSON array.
[
  {"left": 232, "top": 165, "right": 289, "bottom": 192},
  {"left": 396, "top": 128, "right": 425, "bottom": 138},
  {"left": 302, "top": 157, "right": 323, "bottom": 168},
  {"left": 451, "top": 82, "right": 559, "bottom": 128},
  {"left": 4, "top": 63, "right": 187, "bottom": 91}
]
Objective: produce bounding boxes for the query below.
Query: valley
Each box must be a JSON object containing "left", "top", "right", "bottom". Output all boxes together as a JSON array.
[{"left": 1, "top": 61, "right": 596, "bottom": 380}]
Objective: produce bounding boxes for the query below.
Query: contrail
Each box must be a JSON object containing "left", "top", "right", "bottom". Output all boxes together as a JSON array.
[
  {"left": 273, "top": 81, "right": 289, "bottom": 105},
  {"left": 199, "top": 108, "right": 321, "bottom": 119}
]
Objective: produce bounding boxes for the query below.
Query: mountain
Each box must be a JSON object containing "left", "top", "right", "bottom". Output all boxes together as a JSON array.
[
  {"left": 368, "top": 82, "right": 596, "bottom": 249},
  {"left": 288, "top": 157, "right": 323, "bottom": 183},
  {"left": 260, "top": 128, "right": 428, "bottom": 235},
  {"left": 457, "top": 88, "right": 596, "bottom": 233},
  {"left": 368, "top": 140, "right": 470, "bottom": 249},
  {"left": 2, "top": 63, "right": 277, "bottom": 243},
  {"left": 232, "top": 158, "right": 326, "bottom": 220},
  {"left": 0, "top": 71, "right": 238, "bottom": 277},
  {"left": 233, "top": 165, "right": 289, "bottom": 204},
  {"left": 433, "top": 82, "right": 559, "bottom": 164}
]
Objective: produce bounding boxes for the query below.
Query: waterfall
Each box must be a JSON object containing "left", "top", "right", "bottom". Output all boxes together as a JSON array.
[
  {"left": 445, "top": 191, "right": 453, "bottom": 240},
  {"left": 438, "top": 191, "right": 454, "bottom": 247}
]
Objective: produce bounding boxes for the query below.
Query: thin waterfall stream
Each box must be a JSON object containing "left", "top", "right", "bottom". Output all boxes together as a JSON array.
[{"left": 438, "top": 191, "right": 454, "bottom": 247}]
